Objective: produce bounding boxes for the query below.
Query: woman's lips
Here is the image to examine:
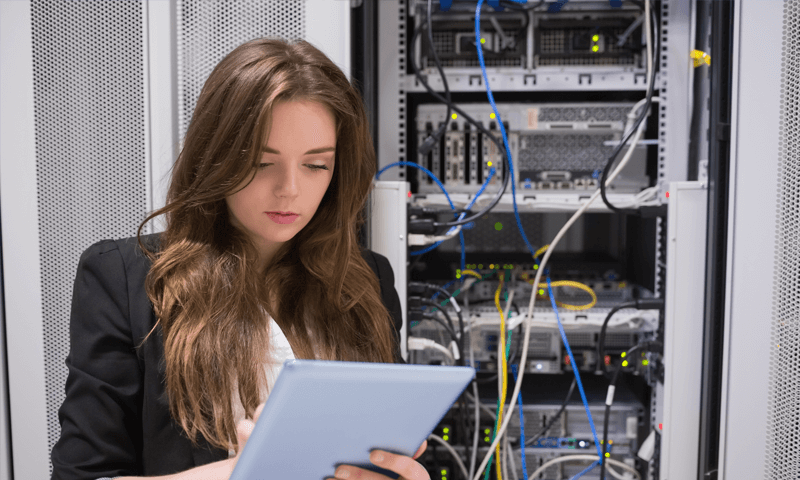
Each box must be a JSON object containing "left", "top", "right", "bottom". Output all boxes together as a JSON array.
[{"left": 265, "top": 212, "right": 299, "bottom": 224}]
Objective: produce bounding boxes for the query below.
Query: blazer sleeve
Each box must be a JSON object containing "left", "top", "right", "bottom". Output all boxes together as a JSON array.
[
  {"left": 366, "top": 250, "right": 405, "bottom": 364},
  {"left": 51, "top": 240, "right": 144, "bottom": 480}
]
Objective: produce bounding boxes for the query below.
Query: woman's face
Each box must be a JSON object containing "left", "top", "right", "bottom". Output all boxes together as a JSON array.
[{"left": 226, "top": 99, "right": 336, "bottom": 267}]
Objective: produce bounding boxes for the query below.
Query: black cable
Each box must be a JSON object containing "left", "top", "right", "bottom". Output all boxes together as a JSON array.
[
  {"left": 420, "top": 299, "right": 465, "bottom": 364},
  {"left": 420, "top": 312, "right": 457, "bottom": 342},
  {"left": 417, "top": 282, "right": 466, "bottom": 347},
  {"left": 410, "top": 25, "right": 511, "bottom": 228},
  {"left": 418, "top": 0, "right": 452, "bottom": 157},
  {"left": 596, "top": 298, "right": 665, "bottom": 375},
  {"left": 596, "top": 301, "right": 637, "bottom": 375},
  {"left": 599, "top": 0, "right": 659, "bottom": 214},
  {"left": 524, "top": 377, "right": 577, "bottom": 446}
]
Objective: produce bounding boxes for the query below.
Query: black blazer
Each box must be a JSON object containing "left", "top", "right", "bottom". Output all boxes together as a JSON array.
[{"left": 50, "top": 234, "right": 404, "bottom": 480}]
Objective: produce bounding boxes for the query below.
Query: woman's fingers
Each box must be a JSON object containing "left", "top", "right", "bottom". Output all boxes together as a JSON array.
[
  {"left": 368, "top": 450, "right": 428, "bottom": 480},
  {"left": 412, "top": 440, "right": 427, "bottom": 460},
  {"left": 330, "top": 450, "right": 430, "bottom": 480},
  {"left": 253, "top": 402, "right": 265, "bottom": 423},
  {"left": 235, "top": 418, "right": 255, "bottom": 453}
]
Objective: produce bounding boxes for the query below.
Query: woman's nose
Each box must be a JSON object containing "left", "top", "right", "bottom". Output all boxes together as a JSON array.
[{"left": 274, "top": 166, "right": 299, "bottom": 197}]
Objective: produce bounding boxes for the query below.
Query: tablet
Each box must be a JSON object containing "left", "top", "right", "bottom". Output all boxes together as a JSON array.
[{"left": 229, "top": 359, "right": 475, "bottom": 480}]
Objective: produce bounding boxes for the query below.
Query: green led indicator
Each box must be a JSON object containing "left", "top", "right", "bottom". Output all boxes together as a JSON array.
[
  {"left": 495, "top": 222, "right": 503, "bottom": 231},
  {"left": 443, "top": 427, "right": 449, "bottom": 433},
  {"left": 592, "top": 34, "right": 600, "bottom": 42},
  {"left": 441, "top": 470, "right": 447, "bottom": 475},
  {"left": 480, "top": 37, "right": 486, "bottom": 44},
  {"left": 533, "top": 264, "right": 539, "bottom": 270},
  {"left": 592, "top": 45, "right": 600, "bottom": 52},
  {"left": 642, "top": 360, "right": 649, "bottom": 366},
  {"left": 443, "top": 435, "right": 449, "bottom": 441},
  {"left": 484, "top": 436, "right": 491, "bottom": 442},
  {"left": 484, "top": 428, "right": 491, "bottom": 434},
  {"left": 605, "top": 452, "right": 611, "bottom": 458},
  {"left": 622, "top": 360, "right": 629, "bottom": 367},
  {"left": 538, "top": 289, "right": 545, "bottom": 296},
  {"left": 621, "top": 352, "right": 627, "bottom": 358}
]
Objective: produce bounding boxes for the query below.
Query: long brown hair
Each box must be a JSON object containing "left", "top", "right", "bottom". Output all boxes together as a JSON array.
[{"left": 136, "top": 38, "right": 396, "bottom": 452}]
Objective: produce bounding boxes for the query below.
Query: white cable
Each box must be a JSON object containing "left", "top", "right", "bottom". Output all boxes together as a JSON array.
[
  {"left": 471, "top": 94, "right": 651, "bottom": 480},
  {"left": 470, "top": 8, "right": 657, "bottom": 477},
  {"left": 407, "top": 337, "right": 455, "bottom": 364},
  {"left": 504, "top": 433, "right": 516, "bottom": 480},
  {"left": 468, "top": 324, "right": 480, "bottom": 480},
  {"left": 524, "top": 454, "right": 641, "bottom": 480},
  {"left": 408, "top": 224, "right": 463, "bottom": 246},
  {"left": 428, "top": 434, "right": 469, "bottom": 480}
]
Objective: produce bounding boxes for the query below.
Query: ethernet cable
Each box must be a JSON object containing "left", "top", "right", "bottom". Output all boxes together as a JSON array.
[
  {"left": 473, "top": 0, "right": 538, "bottom": 260},
  {"left": 524, "top": 455, "right": 640, "bottom": 480},
  {"left": 600, "top": 0, "right": 658, "bottom": 214},
  {"left": 466, "top": 24, "right": 649, "bottom": 478},
  {"left": 520, "top": 275, "right": 598, "bottom": 311},
  {"left": 428, "top": 433, "right": 470, "bottom": 480},
  {"left": 471, "top": 58, "right": 650, "bottom": 480},
  {"left": 407, "top": 337, "right": 455, "bottom": 364},
  {"left": 409, "top": 26, "right": 510, "bottom": 229},
  {"left": 546, "top": 276, "right": 603, "bottom": 462}
]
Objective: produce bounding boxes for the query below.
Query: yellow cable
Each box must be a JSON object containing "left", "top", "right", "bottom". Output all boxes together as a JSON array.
[
  {"left": 533, "top": 244, "right": 549, "bottom": 260},
  {"left": 493, "top": 273, "right": 507, "bottom": 480},
  {"left": 525, "top": 279, "right": 598, "bottom": 311},
  {"left": 461, "top": 269, "right": 483, "bottom": 280}
]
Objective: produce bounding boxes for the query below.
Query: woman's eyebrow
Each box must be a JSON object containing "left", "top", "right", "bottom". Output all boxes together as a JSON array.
[{"left": 261, "top": 146, "right": 335, "bottom": 155}]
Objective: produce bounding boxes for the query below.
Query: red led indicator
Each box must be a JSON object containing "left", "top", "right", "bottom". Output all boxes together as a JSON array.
[
  {"left": 564, "top": 356, "right": 571, "bottom": 365},
  {"left": 666, "top": 192, "right": 670, "bottom": 198},
  {"left": 604, "top": 355, "right": 611, "bottom": 366},
  {"left": 659, "top": 423, "right": 663, "bottom": 430},
  {"left": 408, "top": 192, "right": 412, "bottom": 198}
]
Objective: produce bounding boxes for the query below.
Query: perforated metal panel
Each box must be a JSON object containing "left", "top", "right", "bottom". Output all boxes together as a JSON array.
[
  {"left": 518, "top": 133, "right": 616, "bottom": 172},
  {"left": 29, "top": 1, "right": 148, "bottom": 470},
  {"left": 176, "top": 0, "right": 305, "bottom": 141},
  {"left": 766, "top": 1, "right": 800, "bottom": 477}
]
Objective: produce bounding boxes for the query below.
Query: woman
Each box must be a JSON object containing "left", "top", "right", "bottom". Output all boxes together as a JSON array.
[{"left": 51, "top": 38, "right": 428, "bottom": 480}]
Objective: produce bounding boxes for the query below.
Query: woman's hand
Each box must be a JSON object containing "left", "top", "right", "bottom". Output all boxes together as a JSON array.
[
  {"left": 229, "top": 402, "right": 266, "bottom": 472},
  {"left": 329, "top": 440, "right": 430, "bottom": 480}
]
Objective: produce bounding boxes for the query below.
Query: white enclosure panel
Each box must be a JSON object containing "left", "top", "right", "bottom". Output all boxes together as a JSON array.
[
  {"left": 305, "top": 0, "right": 351, "bottom": 81},
  {"left": 719, "top": 1, "right": 790, "bottom": 479},
  {"left": 0, "top": 3, "right": 50, "bottom": 480},
  {"left": 660, "top": 181, "right": 707, "bottom": 480},
  {"left": 146, "top": 0, "right": 179, "bottom": 232},
  {"left": 369, "top": 181, "right": 409, "bottom": 360}
]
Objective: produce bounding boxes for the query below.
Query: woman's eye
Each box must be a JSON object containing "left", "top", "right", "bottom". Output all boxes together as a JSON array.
[
  {"left": 258, "top": 163, "right": 271, "bottom": 169},
  {"left": 307, "top": 164, "right": 329, "bottom": 171}
]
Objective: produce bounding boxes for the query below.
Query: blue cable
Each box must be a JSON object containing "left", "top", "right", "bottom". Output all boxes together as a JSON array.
[
  {"left": 571, "top": 460, "right": 601, "bottom": 480},
  {"left": 511, "top": 363, "right": 528, "bottom": 479},
  {"left": 376, "top": 163, "right": 495, "bottom": 262},
  {"left": 474, "top": 1, "right": 537, "bottom": 259},
  {"left": 376, "top": 161, "right": 455, "bottom": 210},
  {"left": 546, "top": 276, "right": 603, "bottom": 462}
]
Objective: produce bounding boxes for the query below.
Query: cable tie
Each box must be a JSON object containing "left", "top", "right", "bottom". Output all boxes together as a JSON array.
[
  {"left": 605, "top": 385, "right": 616, "bottom": 407},
  {"left": 450, "top": 340, "right": 461, "bottom": 360}
]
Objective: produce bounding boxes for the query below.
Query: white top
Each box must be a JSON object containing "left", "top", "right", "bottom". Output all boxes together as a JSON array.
[{"left": 228, "top": 315, "right": 295, "bottom": 457}]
